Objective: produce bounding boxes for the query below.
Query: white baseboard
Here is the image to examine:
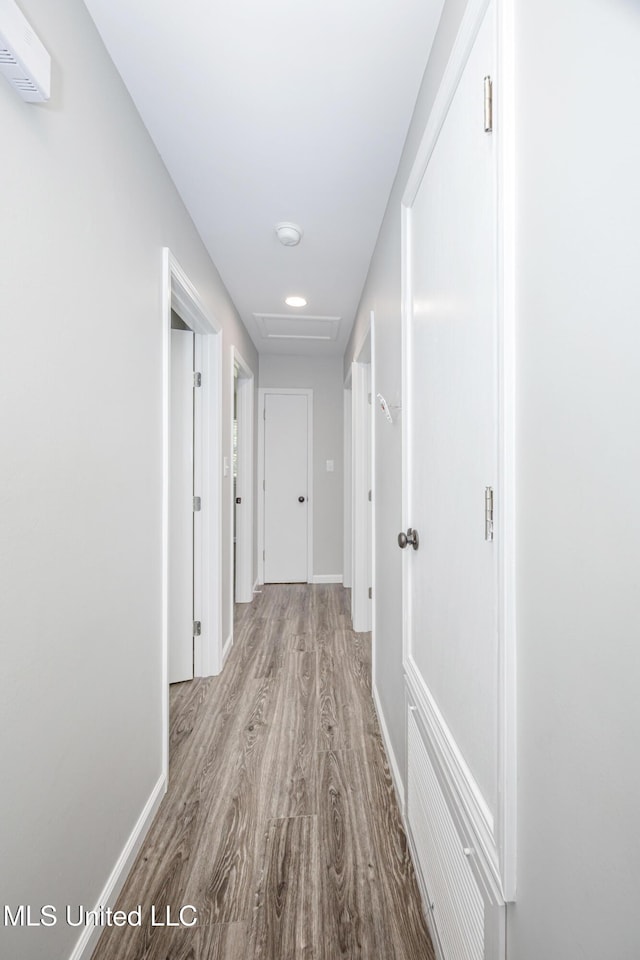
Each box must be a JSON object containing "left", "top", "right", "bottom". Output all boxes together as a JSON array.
[
  {"left": 253, "top": 577, "right": 261, "bottom": 593},
  {"left": 311, "top": 574, "right": 343, "bottom": 584},
  {"left": 68, "top": 773, "right": 166, "bottom": 960},
  {"left": 222, "top": 632, "right": 233, "bottom": 666},
  {"left": 372, "top": 684, "right": 405, "bottom": 815}
]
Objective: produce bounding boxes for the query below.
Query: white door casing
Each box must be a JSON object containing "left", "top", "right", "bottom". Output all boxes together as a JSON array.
[
  {"left": 401, "top": 0, "right": 516, "bottom": 953},
  {"left": 351, "top": 357, "right": 372, "bottom": 632},
  {"left": 169, "top": 327, "right": 195, "bottom": 684},
  {"left": 162, "top": 248, "right": 223, "bottom": 780},
  {"left": 231, "top": 348, "right": 254, "bottom": 607},
  {"left": 260, "top": 389, "right": 313, "bottom": 583}
]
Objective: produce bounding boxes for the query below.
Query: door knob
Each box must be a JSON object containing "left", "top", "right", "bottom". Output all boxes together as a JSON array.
[
  {"left": 398, "top": 527, "right": 419, "bottom": 550},
  {"left": 298, "top": 496, "right": 306, "bottom": 503}
]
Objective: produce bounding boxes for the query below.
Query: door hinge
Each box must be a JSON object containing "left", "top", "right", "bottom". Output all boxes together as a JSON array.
[
  {"left": 484, "top": 76, "right": 493, "bottom": 133},
  {"left": 368, "top": 489, "right": 372, "bottom": 502},
  {"left": 485, "top": 486, "right": 494, "bottom": 541},
  {"left": 263, "top": 549, "right": 265, "bottom": 560},
  {"left": 193, "top": 371, "right": 202, "bottom": 387},
  {"left": 193, "top": 496, "right": 202, "bottom": 512},
  {"left": 263, "top": 408, "right": 266, "bottom": 420},
  {"left": 193, "top": 620, "right": 201, "bottom": 637},
  {"left": 368, "top": 587, "right": 372, "bottom": 600}
]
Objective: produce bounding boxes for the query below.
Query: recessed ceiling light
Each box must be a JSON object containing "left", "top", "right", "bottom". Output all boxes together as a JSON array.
[{"left": 285, "top": 296, "right": 307, "bottom": 307}]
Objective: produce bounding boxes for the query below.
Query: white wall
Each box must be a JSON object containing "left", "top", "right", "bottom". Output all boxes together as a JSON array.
[
  {"left": 346, "top": 0, "right": 640, "bottom": 955},
  {"left": 509, "top": 0, "right": 640, "bottom": 955},
  {"left": 259, "top": 355, "right": 344, "bottom": 579},
  {"left": 0, "top": 2, "right": 257, "bottom": 959}
]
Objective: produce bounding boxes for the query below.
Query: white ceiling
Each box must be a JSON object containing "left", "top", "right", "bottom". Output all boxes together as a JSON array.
[{"left": 83, "top": 0, "right": 444, "bottom": 356}]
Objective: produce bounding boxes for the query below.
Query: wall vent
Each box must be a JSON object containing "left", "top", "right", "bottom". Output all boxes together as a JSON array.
[
  {"left": 0, "top": 0, "right": 51, "bottom": 102},
  {"left": 407, "top": 709, "right": 485, "bottom": 960}
]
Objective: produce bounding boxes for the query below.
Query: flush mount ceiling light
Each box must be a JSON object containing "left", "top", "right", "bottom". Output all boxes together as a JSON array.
[
  {"left": 285, "top": 296, "right": 307, "bottom": 307},
  {"left": 275, "top": 222, "right": 303, "bottom": 246}
]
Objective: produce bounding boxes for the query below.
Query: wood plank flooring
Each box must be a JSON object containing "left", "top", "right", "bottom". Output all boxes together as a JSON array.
[{"left": 91, "top": 585, "right": 434, "bottom": 960}]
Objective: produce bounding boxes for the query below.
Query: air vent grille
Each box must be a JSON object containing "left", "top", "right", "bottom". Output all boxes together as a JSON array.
[{"left": 407, "top": 710, "right": 485, "bottom": 960}]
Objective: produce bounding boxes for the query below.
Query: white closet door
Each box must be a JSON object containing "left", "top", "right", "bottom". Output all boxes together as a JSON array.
[
  {"left": 264, "top": 392, "right": 309, "bottom": 583},
  {"left": 404, "top": 1, "right": 498, "bottom": 819}
]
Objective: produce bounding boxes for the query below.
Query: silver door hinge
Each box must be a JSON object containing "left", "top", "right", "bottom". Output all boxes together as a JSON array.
[
  {"left": 193, "top": 371, "right": 202, "bottom": 387},
  {"left": 193, "top": 496, "right": 202, "bottom": 512},
  {"left": 368, "top": 587, "right": 372, "bottom": 600},
  {"left": 193, "top": 620, "right": 201, "bottom": 637},
  {"left": 484, "top": 76, "right": 493, "bottom": 133},
  {"left": 263, "top": 549, "right": 265, "bottom": 560},
  {"left": 485, "top": 486, "right": 494, "bottom": 541},
  {"left": 368, "top": 489, "right": 372, "bottom": 502},
  {"left": 263, "top": 408, "right": 266, "bottom": 420}
]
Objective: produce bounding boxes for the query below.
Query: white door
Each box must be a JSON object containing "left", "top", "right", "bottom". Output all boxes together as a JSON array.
[
  {"left": 404, "top": 4, "right": 498, "bottom": 824},
  {"left": 169, "top": 327, "right": 194, "bottom": 683},
  {"left": 263, "top": 391, "right": 310, "bottom": 583}
]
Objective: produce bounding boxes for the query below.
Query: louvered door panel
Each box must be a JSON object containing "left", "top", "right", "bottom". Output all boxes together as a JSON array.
[{"left": 407, "top": 709, "right": 485, "bottom": 960}]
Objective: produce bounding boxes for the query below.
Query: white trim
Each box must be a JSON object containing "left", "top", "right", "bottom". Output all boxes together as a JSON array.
[
  {"left": 369, "top": 312, "right": 377, "bottom": 691},
  {"left": 253, "top": 577, "right": 261, "bottom": 593},
  {"left": 311, "top": 574, "right": 343, "bottom": 584},
  {"left": 257, "top": 387, "right": 314, "bottom": 584},
  {"left": 342, "top": 385, "right": 353, "bottom": 589},
  {"left": 162, "top": 248, "right": 223, "bottom": 781},
  {"left": 67, "top": 774, "right": 165, "bottom": 960},
  {"left": 373, "top": 684, "right": 405, "bottom": 815},
  {"left": 495, "top": 0, "right": 517, "bottom": 902},
  {"left": 230, "top": 347, "right": 254, "bottom": 608},
  {"left": 400, "top": 0, "right": 516, "bottom": 903},
  {"left": 351, "top": 356, "right": 372, "bottom": 632},
  {"left": 222, "top": 632, "right": 233, "bottom": 666}
]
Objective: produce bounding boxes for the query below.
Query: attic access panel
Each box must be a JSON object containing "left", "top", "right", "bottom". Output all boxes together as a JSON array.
[{"left": 254, "top": 313, "right": 341, "bottom": 342}]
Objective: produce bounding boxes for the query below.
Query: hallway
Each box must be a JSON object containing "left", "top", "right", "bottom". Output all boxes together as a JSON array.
[{"left": 90, "top": 585, "right": 433, "bottom": 960}]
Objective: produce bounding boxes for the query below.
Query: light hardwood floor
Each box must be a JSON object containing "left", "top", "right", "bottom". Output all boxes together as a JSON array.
[{"left": 91, "top": 584, "right": 434, "bottom": 960}]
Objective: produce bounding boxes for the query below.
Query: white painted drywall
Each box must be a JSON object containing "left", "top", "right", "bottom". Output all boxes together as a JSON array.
[
  {"left": 0, "top": 2, "right": 257, "bottom": 958},
  {"left": 344, "top": 0, "right": 469, "bottom": 785},
  {"left": 259, "top": 355, "right": 344, "bottom": 579},
  {"left": 508, "top": 0, "right": 640, "bottom": 955}
]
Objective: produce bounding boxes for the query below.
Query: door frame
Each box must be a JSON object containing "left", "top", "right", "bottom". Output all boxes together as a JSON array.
[
  {"left": 162, "top": 248, "right": 222, "bottom": 781},
  {"left": 230, "top": 347, "right": 255, "bottom": 610},
  {"left": 351, "top": 324, "right": 373, "bottom": 633},
  {"left": 343, "top": 371, "right": 353, "bottom": 590},
  {"left": 257, "top": 387, "right": 313, "bottom": 585},
  {"left": 400, "top": 0, "right": 516, "bottom": 901}
]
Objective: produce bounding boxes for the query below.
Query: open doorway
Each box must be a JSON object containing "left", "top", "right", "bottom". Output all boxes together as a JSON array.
[
  {"left": 351, "top": 322, "right": 373, "bottom": 632},
  {"left": 231, "top": 347, "right": 254, "bottom": 613},
  {"left": 162, "top": 249, "right": 223, "bottom": 779}
]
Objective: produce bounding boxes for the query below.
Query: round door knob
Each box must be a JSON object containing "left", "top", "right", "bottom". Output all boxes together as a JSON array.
[
  {"left": 298, "top": 496, "right": 306, "bottom": 503},
  {"left": 398, "top": 528, "right": 419, "bottom": 550}
]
